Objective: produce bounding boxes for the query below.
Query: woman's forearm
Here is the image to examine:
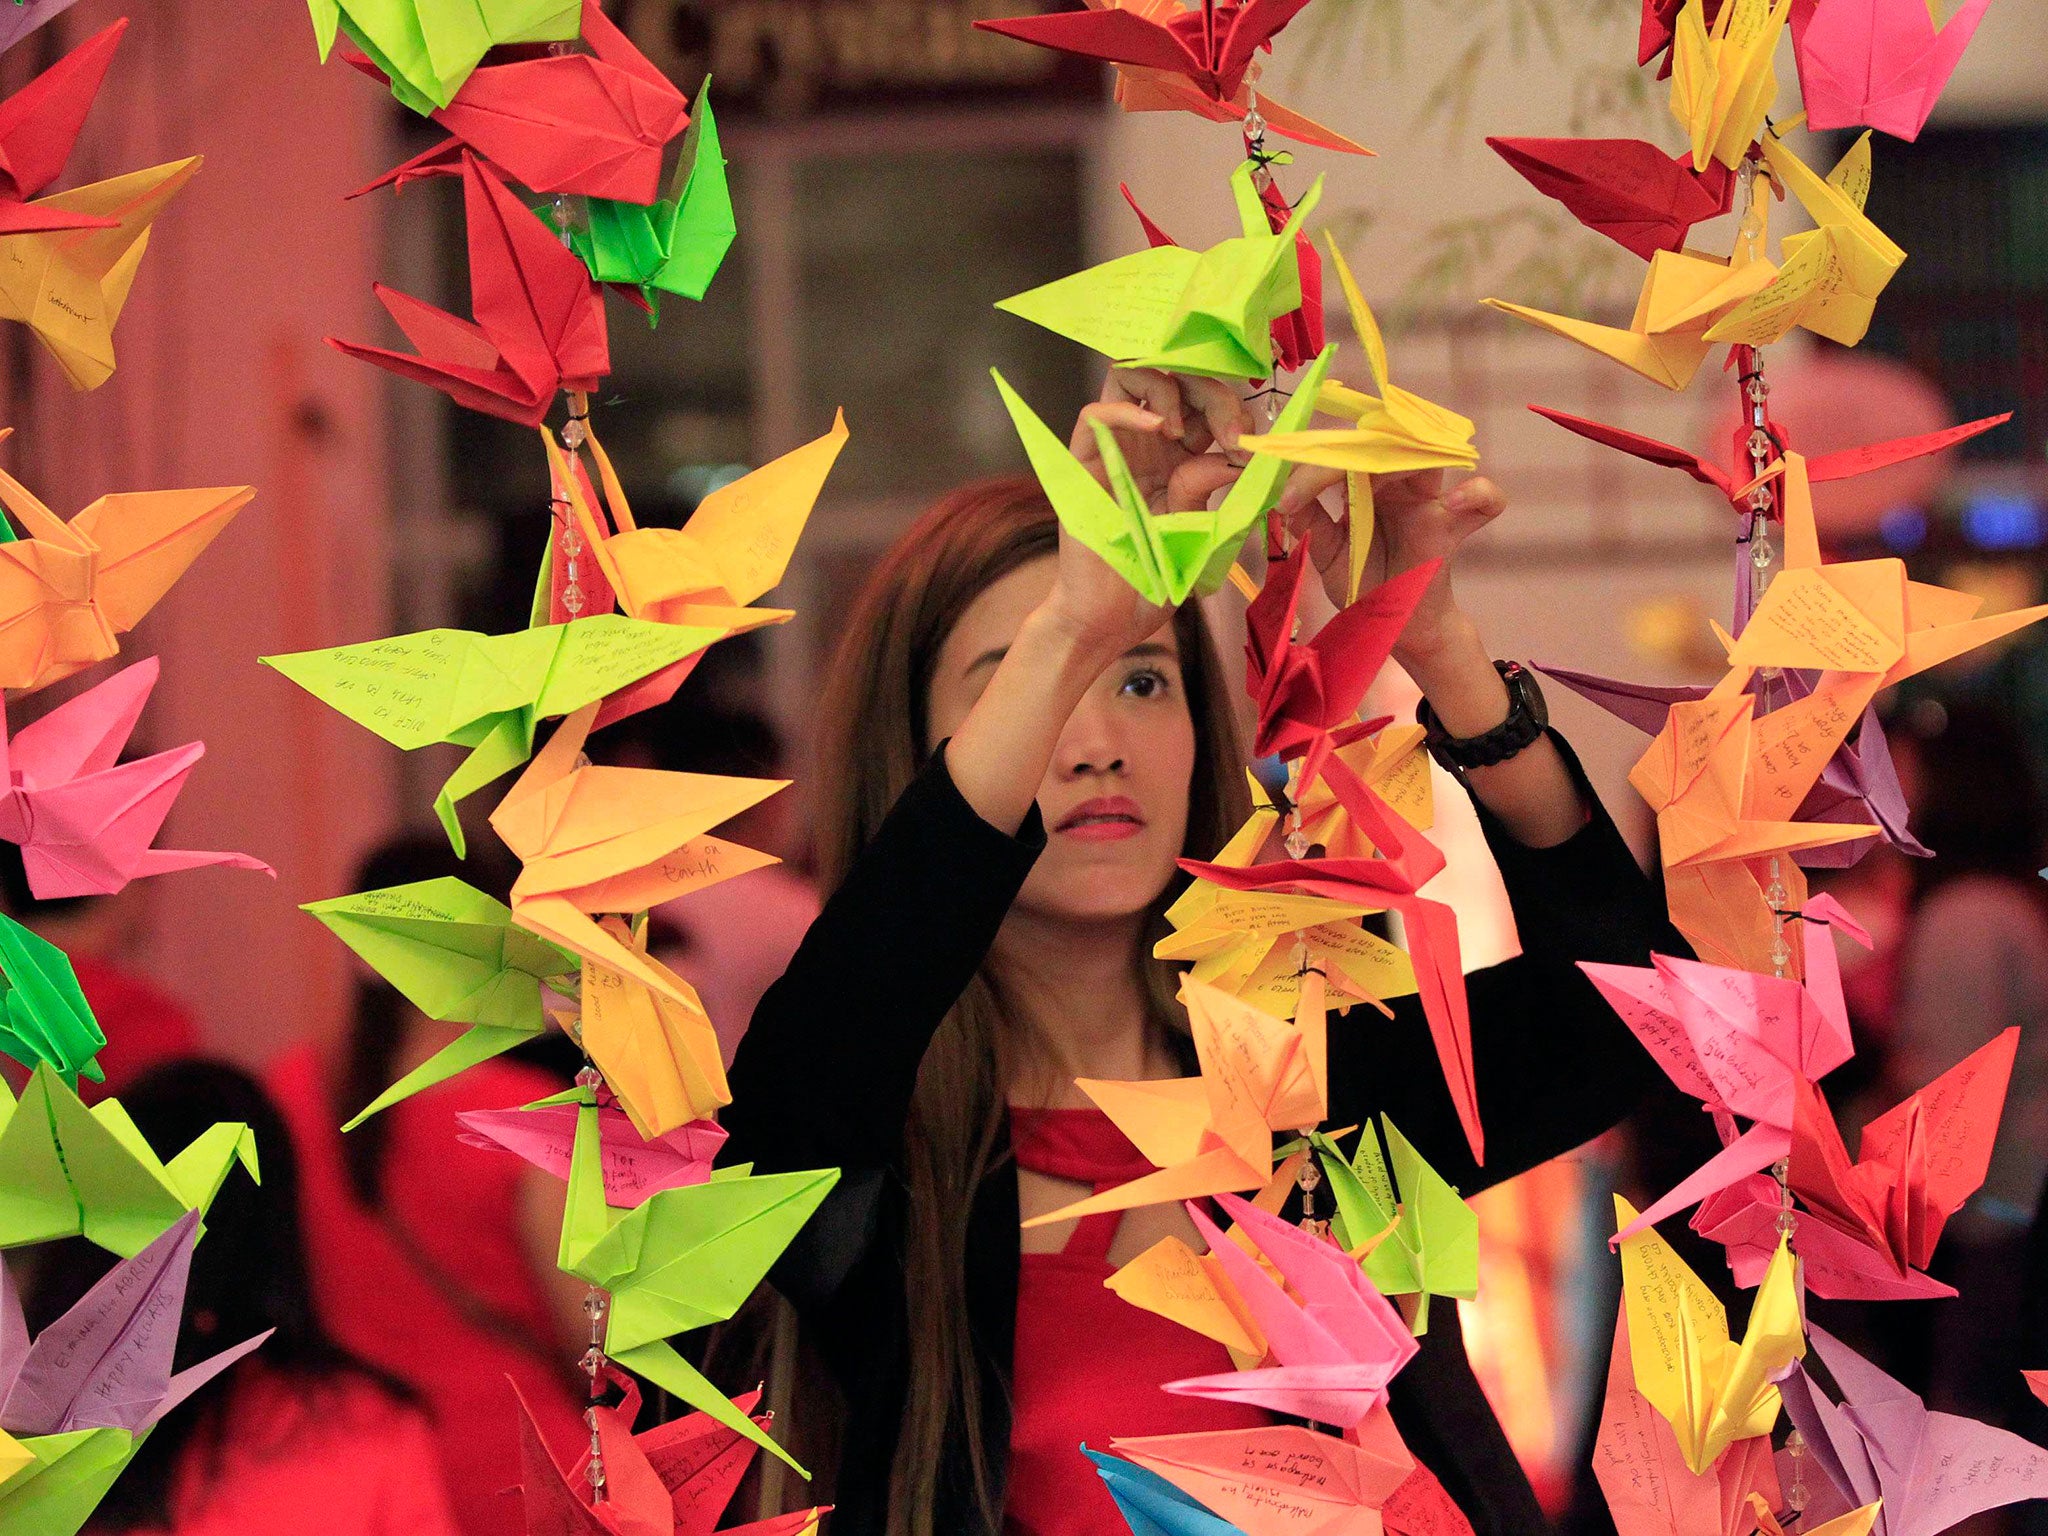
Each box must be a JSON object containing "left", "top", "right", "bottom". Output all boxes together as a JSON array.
[
  {"left": 1400, "top": 612, "right": 1588, "bottom": 849},
  {"left": 945, "top": 605, "right": 1125, "bottom": 835}
]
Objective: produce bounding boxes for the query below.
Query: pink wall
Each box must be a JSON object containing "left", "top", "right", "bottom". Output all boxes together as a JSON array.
[{"left": 6, "top": 0, "right": 401, "bottom": 1062}]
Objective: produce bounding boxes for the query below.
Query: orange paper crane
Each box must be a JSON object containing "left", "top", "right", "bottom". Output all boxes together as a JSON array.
[
  {"left": 0, "top": 434, "right": 253, "bottom": 693},
  {"left": 491, "top": 703, "right": 785, "bottom": 1008},
  {"left": 1020, "top": 975, "right": 1326, "bottom": 1228},
  {"left": 569, "top": 918, "right": 731, "bottom": 1138},
  {"left": 1636, "top": 451, "right": 2048, "bottom": 970}
]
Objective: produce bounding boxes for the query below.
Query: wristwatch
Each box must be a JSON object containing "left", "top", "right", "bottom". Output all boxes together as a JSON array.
[{"left": 1416, "top": 660, "right": 1548, "bottom": 772}]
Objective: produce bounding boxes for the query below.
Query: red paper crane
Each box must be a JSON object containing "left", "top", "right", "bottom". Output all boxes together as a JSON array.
[
  {"left": 1486, "top": 137, "right": 1734, "bottom": 261},
  {"left": 1180, "top": 753, "right": 1481, "bottom": 1163},
  {"left": 1245, "top": 540, "right": 1440, "bottom": 766},
  {"left": 1639, "top": 0, "right": 1726, "bottom": 74},
  {"left": 976, "top": 0, "right": 1314, "bottom": 106},
  {"left": 350, "top": 1, "right": 687, "bottom": 203},
  {"left": 0, "top": 19, "right": 128, "bottom": 235},
  {"left": 329, "top": 151, "right": 609, "bottom": 426},
  {"left": 1121, "top": 175, "right": 1326, "bottom": 373}
]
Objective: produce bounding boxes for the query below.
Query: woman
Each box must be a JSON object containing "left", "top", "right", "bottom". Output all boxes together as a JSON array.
[
  {"left": 718, "top": 370, "right": 1671, "bottom": 1536},
  {"left": 29, "top": 1061, "right": 462, "bottom": 1536},
  {"left": 265, "top": 835, "right": 590, "bottom": 1536}
]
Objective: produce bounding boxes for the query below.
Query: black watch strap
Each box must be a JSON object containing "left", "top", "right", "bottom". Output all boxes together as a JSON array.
[{"left": 1416, "top": 660, "right": 1549, "bottom": 772}]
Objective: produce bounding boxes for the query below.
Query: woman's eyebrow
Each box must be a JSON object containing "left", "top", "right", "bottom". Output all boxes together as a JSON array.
[{"left": 964, "top": 637, "right": 1175, "bottom": 680}]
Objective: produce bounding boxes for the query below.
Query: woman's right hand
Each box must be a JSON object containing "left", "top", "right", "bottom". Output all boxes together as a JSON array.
[{"left": 1039, "top": 368, "right": 1253, "bottom": 657}]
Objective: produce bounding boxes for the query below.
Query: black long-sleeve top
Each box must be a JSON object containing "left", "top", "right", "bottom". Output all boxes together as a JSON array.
[{"left": 721, "top": 732, "right": 1674, "bottom": 1536}]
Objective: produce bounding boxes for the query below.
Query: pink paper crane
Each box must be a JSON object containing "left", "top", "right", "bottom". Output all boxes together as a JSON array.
[
  {"left": 1692, "top": 1173, "right": 1956, "bottom": 1301},
  {"left": 1181, "top": 753, "right": 1480, "bottom": 1162},
  {"left": 0, "top": 655, "right": 272, "bottom": 899},
  {"left": 1790, "top": 0, "right": 1993, "bottom": 141},
  {"left": 1582, "top": 893, "right": 1865, "bottom": 1242},
  {"left": 457, "top": 1088, "right": 725, "bottom": 1208},
  {"left": 1166, "top": 1192, "right": 1419, "bottom": 1428}
]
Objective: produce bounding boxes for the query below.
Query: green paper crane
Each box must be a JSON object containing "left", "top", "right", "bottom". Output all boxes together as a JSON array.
[
  {"left": 564, "top": 80, "right": 736, "bottom": 321},
  {"left": 991, "top": 342, "right": 1334, "bottom": 607},
  {"left": 0, "top": 1064, "right": 258, "bottom": 1257},
  {"left": 1315, "top": 1117, "right": 1478, "bottom": 1334},
  {"left": 301, "top": 877, "right": 580, "bottom": 1129},
  {"left": 0, "top": 916, "right": 104, "bottom": 1088},
  {"left": 262, "top": 614, "right": 744, "bottom": 855},
  {"left": 555, "top": 1096, "right": 838, "bottom": 1473},
  {"left": 996, "top": 160, "right": 1323, "bottom": 380},
  {"left": 0, "top": 1424, "right": 149, "bottom": 1536},
  {"left": 306, "top": 0, "right": 581, "bottom": 114}
]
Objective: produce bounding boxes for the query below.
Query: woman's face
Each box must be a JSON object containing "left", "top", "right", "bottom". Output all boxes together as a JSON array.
[{"left": 925, "top": 556, "right": 1196, "bottom": 926}]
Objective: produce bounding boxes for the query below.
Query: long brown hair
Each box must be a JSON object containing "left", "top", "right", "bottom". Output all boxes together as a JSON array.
[{"left": 811, "top": 477, "right": 1249, "bottom": 1535}]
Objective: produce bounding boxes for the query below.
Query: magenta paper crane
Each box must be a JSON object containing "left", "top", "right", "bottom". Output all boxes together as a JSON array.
[
  {"left": 457, "top": 1086, "right": 725, "bottom": 1208},
  {"left": 1790, "top": 0, "right": 1993, "bottom": 141},
  {"left": 1693, "top": 1173, "right": 1956, "bottom": 1300},
  {"left": 1582, "top": 893, "right": 1865, "bottom": 1242},
  {"left": 0, "top": 655, "right": 271, "bottom": 899},
  {"left": 1166, "top": 1192, "right": 1418, "bottom": 1428}
]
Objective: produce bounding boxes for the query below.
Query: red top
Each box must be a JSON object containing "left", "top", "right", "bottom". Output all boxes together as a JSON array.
[
  {"left": 95, "top": 1364, "right": 463, "bottom": 1536},
  {"left": 73, "top": 955, "right": 201, "bottom": 1103},
  {"left": 266, "top": 1045, "right": 586, "bottom": 1536},
  {"left": 1004, "top": 1106, "right": 1270, "bottom": 1536}
]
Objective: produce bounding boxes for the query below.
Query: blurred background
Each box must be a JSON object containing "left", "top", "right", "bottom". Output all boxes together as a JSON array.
[{"left": 2, "top": 0, "right": 2045, "bottom": 1528}]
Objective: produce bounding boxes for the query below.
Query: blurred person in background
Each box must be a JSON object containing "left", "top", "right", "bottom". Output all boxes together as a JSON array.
[
  {"left": 24, "top": 1060, "right": 460, "bottom": 1536},
  {"left": 0, "top": 844, "right": 200, "bottom": 1100},
  {"left": 264, "top": 833, "right": 588, "bottom": 1536}
]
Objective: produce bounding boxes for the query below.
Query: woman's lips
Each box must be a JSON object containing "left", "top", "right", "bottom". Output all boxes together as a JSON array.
[{"left": 1055, "top": 796, "right": 1146, "bottom": 842}]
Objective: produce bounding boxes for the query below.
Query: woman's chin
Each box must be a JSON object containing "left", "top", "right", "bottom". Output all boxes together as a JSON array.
[{"left": 1014, "top": 870, "right": 1177, "bottom": 928}]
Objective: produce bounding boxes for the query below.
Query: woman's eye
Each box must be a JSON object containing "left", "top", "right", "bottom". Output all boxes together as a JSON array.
[{"left": 1120, "top": 667, "right": 1173, "bottom": 699}]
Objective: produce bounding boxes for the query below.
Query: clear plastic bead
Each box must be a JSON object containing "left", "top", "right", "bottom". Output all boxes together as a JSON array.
[{"left": 561, "top": 415, "right": 588, "bottom": 451}]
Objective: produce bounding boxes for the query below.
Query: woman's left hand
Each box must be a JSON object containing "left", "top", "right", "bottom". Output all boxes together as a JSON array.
[{"left": 1275, "top": 466, "right": 1506, "bottom": 667}]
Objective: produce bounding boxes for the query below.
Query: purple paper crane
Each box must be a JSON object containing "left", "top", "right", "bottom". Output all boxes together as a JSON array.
[{"left": 0, "top": 0, "right": 85, "bottom": 59}]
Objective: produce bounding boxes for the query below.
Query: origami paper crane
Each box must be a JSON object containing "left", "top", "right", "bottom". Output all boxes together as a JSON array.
[
  {"left": 572, "top": 925, "right": 731, "bottom": 1137},
  {"left": 0, "top": 154, "right": 199, "bottom": 392},
  {"left": 1168, "top": 1193, "right": 1420, "bottom": 1427},
  {"left": 1020, "top": 976, "right": 1324, "bottom": 1228},
  {"left": 329, "top": 152, "right": 608, "bottom": 427},
  {"left": 1615, "top": 1194, "right": 1803, "bottom": 1476},
  {"left": 1484, "top": 241, "right": 1776, "bottom": 390},
  {"left": 996, "top": 160, "right": 1321, "bottom": 381},
  {"left": 1088, "top": 1449, "right": 1247, "bottom": 1536},
  {"left": 1, "top": 1210, "right": 270, "bottom": 1437},
  {"left": 1668, "top": 0, "right": 1793, "bottom": 171},
  {"left": 1592, "top": 1304, "right": 1783, "bottom": 1536},
  {"left": 1314, "top": 1117, "right": 1478, "bottom": 1335},
  {"left": 491, "top": 703, "right": 785, "bottom": 1008},
  {"left": 1788, "top": 1025, "right": 2018, "bottom": 1281},
  {"left": 992, "top": 344, "right": 1333, "bottom": 607},
  {"left": 513, "top": 1366, "right": 825, "bottom": 1536},
  {"left": 1181, "top": 759, "right": 1482, "bottom": 1162},
  {"left": 301, "top": 876, "right": 580, "bottom": 1126},
  {"left": 1790, "top": 0, "right": 1992, "bottom": 140},
  {"left": 1243, "top": 235, "right": 1479, "bottom": 486},
  {"left": 352, "top": 2, "right": 685, "bottom": 203},
  {"left": 0, "top": 0, "right": 84, "bottom": 59},
  {"left": 554, "top": 409, "right": 844, "bottom": 629},
  {"left": 1584, "top": 892, "right": 1864, "bottom": 1240},
  {"left": 555, "top": 1092, "right": 838, "bottom": 1472},
  {"left": 307, "top": 0, "right": 581, "bottom": 114},
  {"left": 0, "top": 657, "right": 273, "bottom": 900},
  {"left": 1122, "top": 169, "right": 1327, "bottom": 375},
  {"left": 0, "top": 1062, "right": 257, "bottom": 1257},
  {"left": 0, "top": 444, "right": 252, "bottom": 693},
  {"left": 1639, "top": 0, "right": 1724, "bottom": 73},
  {"left": 1486, "top": 137, "right": 1735, "bottom": 260},
  {"left": 0, "top": 21, "right": 129, "bottom": 237},
  {"left": 0, "top": 914, "right": 102, "bottom": 1087},
  {"left": 1749, "top": 1494, "right": 1884, "bottom": 1536},
  {"left": 1692, "top": 1172, "right": 1955, "bottom": 1300},
  {"left": 459, "top": 1082, "right": 724, "bottom": 1206},
  {"left": 1780, "top": 1326, "right": 2048, "bottom": 1536},
  {"left": 1107, "top": 1418, "right": 1415, "bottom": 1536},
  {"left": 1703, "top": 130, "right": 1903, "bottom": 349},
  {"left": 265, "top": 611, "right": 762, "bottom": 853},
  {"left": 568, "top": 81, "right": 736, "bottom": 316},
  {"left": 2026, "top": 1370, "right": 2048, "bottom": 1408},
  {"left": 0, "top": 1421, "right": 140, "bottom": 1536}
]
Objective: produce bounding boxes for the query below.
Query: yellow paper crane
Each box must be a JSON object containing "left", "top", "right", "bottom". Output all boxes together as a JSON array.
[
  {"left": 0, "top": 157, "right": 200, "bottom": 391},
  {"left": 1706, "top": 128, "right": 1904, "bottom": 349},
  {"left": 491, "top": 703, "right": 785, "bottom": 1008},
  {"left": 568, "top": 917, "right": 730, "bottom": 1138},
  {"left": 1020, "top": 976, "right": 1326, "bottom": 1228},
  {"left": 1484, "top": 239, "right": 1777, "bottom": 391},
  {"left": 546, "top": 411, "right": 848, "bottom": 627},
  {"left": 1614, "top": 1193, "right": 1804, "bottom": 1475},
  {"left": 0, "top": 432, "right": 254, "bottom": 692},
  {"left": 1669, "top": 0, "right": 1793, "bottom": 172}
]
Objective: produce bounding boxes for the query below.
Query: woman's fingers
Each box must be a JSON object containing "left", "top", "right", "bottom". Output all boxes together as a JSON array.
[
  {"left": 1103, "top": 368, "right": 1186, "bottom": 439},
  {"left": 1443, "top": 474, "right": 1508, "bottom": 528},
  {"left": 1179, "top": 375, "right": 1253, "bottom": 465},
  {"left": 1275, "top": 463, "right": 1346, "bottom": 521},
  {"left": 1163, "top": 452, "right": 1243, "bottom": 513},
  {"left": 1071, "top": 399, "right": 1167, "bottom": 460}
]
